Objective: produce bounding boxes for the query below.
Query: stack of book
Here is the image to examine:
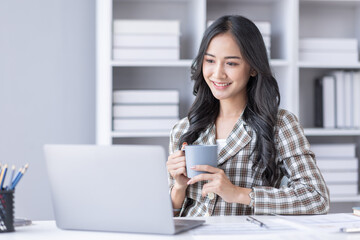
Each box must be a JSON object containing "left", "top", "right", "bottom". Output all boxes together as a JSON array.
[
  {"left": 299, "top": 38, "right": 358, "bottom": 64},
  {"left": 112, "top": 90, "right": 179, "bottom": 134},
  {"left": 312, "top": 144, "right": 358, "bottom": 198},
  {"left": 315, "top": 71, "right": 360, "bottom": 129},
  {"left": 255, "top": 22, "right": 271, "bottom": 59},
  {"left": 207, "top": 21, "right": 271, "bottom": 58},
  {"left": 113, "top": 20, "right": 180, "bottom": 61}
]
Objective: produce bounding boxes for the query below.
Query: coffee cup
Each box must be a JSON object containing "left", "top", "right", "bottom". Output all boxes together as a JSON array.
[{"left": 184, "top": 145, "right": 218, "bottom": 178}]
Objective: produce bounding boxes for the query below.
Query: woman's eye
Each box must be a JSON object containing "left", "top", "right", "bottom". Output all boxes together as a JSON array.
[
  {"left": 227, "top": 62, "right": 238, "bottom": 66},
  {"left": 205, "top": 59, "right": 214, "bottom": 63}
]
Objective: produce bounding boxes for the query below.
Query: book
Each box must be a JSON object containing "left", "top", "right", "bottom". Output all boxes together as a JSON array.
[
  {"left": 314, "top": 78, "right": 323, "bottom": 127},
  {"left": 207, "top": 20, "right": 271, "bottom": 36},
  {"left": 311, "top": 144, "right": 356, "bottom": 158},
  {"left": 254, "top": 21, "right": 271, "bottom": 36},
  {"left": 316, "top": 158, "right": 358, "bottom": 171},
  {"left": 262, "top": 35, "right": 271, "bottom": 49},
  {"left": 332, "top": 71, "right": 345, "bottom": 128},
  {"left": 113, "top": 34, "right": 179, "bottom": 48},
  {"left": 113, "top": 90, "right": 179, "bottom": 104},
  {"left": 113, "top": 20, "right": 180, "bottom": 35},
  {"left": 353, "top": 71, "right": 360, "bottom": 128},
  {"left": 344, "top": 71, "right": 353, "bottom": 128},
  {"left": 314, "top": 76, "right": 336, "bottom": 128},
  {"left": 299, "top": 52, "right": 358, "bottom": 64},
  {"left": 321, "top": 171, "right": 358, "bottom": 183},
  {"left": 113, "top": 48, "right": 179, "bottom": 60},
  {"left": 113, "top": 118, "right": 178, "bottom": 131},
  {"left": 113, "top": 105, "right": 179, "bottom": 118},
  {"left": 299, "top": 38, "right": 358, "bottom": 51},
  {"left": 352, "top": 207, "right": 360, "bottom": 216}
]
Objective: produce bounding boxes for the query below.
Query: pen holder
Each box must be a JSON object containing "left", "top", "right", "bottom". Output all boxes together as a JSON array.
[{"left": 0, "top": 190, "right": 14, "bottom": 232}]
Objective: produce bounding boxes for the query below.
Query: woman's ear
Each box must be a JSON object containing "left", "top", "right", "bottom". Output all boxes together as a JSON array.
[{"left": 250, "top": 69, "right": 257, "bottom": 77}]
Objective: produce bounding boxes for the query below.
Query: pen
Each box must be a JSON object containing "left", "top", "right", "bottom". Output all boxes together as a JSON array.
[
  {"left": 340, "top": 227, "right": 360, "bottom": 233},
  {"left": 246, "top": 216, "right": 269, "bottom": 229}
]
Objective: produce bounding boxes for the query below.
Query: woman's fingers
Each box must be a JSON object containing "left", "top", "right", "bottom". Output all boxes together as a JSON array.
[
  {"left": 190, "top": 164, "right": 220, "bottom": 173},
  {"left": 167, "top": 156, "right": 186, "bottom": 168},
  {"left": 187, "top": 173, "right": 215, "bottom": 185}
]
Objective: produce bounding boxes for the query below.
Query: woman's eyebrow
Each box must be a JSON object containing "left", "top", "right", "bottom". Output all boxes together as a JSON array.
[
  {"left": 204, "top": 53, "right": 240, "bottom": 59},
  {"left": 225, "top": 56, "right": 240, "bottom": 59}
]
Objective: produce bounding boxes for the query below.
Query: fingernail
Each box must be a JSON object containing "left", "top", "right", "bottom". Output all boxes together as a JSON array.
[
  {"left": 190, "top": 166, "right": 195, "bottom": 169},
  {"left": 181, "top": 142, "right": 187, "bottom": 151},
  {"left": 187, "top": 179, "right": 192, "bottom": 185}
]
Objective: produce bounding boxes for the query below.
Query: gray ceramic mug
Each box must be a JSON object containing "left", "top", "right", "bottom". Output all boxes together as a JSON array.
[{"left": 184, "top": 145, "right": 218, "bottom": 178}]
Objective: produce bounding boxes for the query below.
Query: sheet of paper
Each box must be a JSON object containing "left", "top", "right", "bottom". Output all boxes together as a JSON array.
[
  {"left": 277, "top": 213, "right": 360, "bottom": 234},
  {"left": 190, "top": 218, "right": 297, "bottom": 235},
  {"left": 189, "top": 215, "right": 348, "bottom": 240},
  {"left": 190, "top": 219, "right": 331, "bottom": 240}
]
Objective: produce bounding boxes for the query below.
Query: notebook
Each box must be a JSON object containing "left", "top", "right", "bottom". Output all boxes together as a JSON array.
[{"left": 44, "top": 144, "right": 204, "bottom": 235}]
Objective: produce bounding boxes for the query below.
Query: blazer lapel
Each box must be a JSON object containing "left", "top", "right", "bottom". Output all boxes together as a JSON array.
[
  {"left": 193, "top": 124, "right": 216, "bottom": 146},
  {"left": 192, "top": 116, "right": 252, "bottom": 166},
  {"left": 218, "top": 117, "right": 252, "bottom": 165}
]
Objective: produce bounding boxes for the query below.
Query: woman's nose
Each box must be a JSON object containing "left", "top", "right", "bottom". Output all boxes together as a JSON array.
[{"left": 213, "top": 63, "right": 226, "bottom": 79}]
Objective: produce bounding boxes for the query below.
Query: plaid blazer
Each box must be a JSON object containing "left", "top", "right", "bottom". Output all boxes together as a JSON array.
[{"left": 168, "top": 109, "right": 330, "bottom": 216}]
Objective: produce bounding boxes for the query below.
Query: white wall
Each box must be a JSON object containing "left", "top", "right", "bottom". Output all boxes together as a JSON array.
[{"left": 0, "top": 0, "right": 95, "bottom": 220}]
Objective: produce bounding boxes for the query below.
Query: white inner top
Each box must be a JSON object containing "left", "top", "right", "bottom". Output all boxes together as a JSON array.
[{"left": 216, "top": 139, "right": 226, "bottom": 154}]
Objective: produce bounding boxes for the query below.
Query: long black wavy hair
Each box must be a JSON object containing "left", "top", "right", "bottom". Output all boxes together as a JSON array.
[{"left": 179, "top": 15, "right": 280, "bottom": 186}]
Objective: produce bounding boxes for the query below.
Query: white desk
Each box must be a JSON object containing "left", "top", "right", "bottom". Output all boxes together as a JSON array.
[{"left": 3, "top": 214, "right": 360, "bottom": 240}]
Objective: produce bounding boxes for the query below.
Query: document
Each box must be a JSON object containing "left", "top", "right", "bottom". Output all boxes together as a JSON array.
[
  {"left": 278, "top": 213, "right": 360, "bottom": 234},
  {"left": 190, "top": 216, "right": 297, "bottom": 236},
  {"left": 189, "top": 215, "right": 354, "bottom": 240}
]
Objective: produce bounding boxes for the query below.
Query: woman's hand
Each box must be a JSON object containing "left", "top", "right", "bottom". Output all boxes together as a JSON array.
[
  {"left": 187, "top": 165, "right": 245, "bottom": 203},
  {"left": 166, "top": 144, "right": 190, "bottom": 190}
]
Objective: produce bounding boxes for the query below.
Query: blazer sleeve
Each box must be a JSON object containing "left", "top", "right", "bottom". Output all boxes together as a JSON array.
[
  {"left": 252, "top": 110, "right": 330, "bottom": 215},
  {"left": 167, "top": 118, "right": 189, "bottom": 189}
]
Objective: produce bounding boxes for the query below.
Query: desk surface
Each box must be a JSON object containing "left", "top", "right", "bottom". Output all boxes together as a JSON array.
[{"left": 3, "top": 214, "right": 360, "bottom": 240}]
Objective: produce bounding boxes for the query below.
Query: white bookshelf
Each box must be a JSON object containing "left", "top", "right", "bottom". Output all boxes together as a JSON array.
[
  {"left": 96, "top": 0, "right": 360, "bottom": 202},
  {"left": 111, "top": 60, "right": 193, "bottom": 67},
  {"left": 305, "top": 128, "right": 360, "bottom": 136}
]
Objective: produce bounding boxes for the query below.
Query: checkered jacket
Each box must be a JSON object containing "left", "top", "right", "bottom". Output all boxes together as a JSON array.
[{"left": 168, "top": 109, "right": 330, "bottom": 216}]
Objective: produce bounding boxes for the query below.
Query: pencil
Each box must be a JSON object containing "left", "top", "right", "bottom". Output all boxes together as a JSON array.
[
  {"left": 0, "top": 164, "right": 8, "bottom": 190},
  {"left": 10, "top": 164, "right": 29, "bottom": 190},
  {"left": 9, "top": 165, "right": 15, "bottom": 185},
  {"left": 10, "top": 167, "right": 23, "bottom": 190}
]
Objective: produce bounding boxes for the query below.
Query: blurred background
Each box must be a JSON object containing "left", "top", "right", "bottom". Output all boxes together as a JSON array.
[{"left": 0, "top": 0, "right": 95, "bottom": 220}]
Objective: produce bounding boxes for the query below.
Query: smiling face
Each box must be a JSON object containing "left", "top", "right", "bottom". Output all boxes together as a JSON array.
[{"left": 202, "top": 32, "right": 255, "bottom": 103}]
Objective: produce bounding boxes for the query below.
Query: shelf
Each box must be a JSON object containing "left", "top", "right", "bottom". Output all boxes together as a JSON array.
[
  {"left": 298, "top": 62, "right": 360, "bottom": 69},
  {"left": 270, "top": 59, "right": 289, "bottom": 67},
  {"left": 111, "top": 59, "right": 288, "bottom": 67},
  {"left": 304, "top": 128, "right": 360, "bottom": 136},
  {"left": 331, "top": 195, "right": 360, "bottom": 203},
  {"left": 300, "top": 0, "right": 360, "bottom": 7},
  {"left": 111, "top": 60, "right": 193, "bottom": 67},
  {"left": 111, "top": 131, "right": 170, "bottom": 138}
]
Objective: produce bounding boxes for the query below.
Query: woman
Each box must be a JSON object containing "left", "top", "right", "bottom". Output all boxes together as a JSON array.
[{"left": 166, "top": 15, "right": 329, "bottom": 216}]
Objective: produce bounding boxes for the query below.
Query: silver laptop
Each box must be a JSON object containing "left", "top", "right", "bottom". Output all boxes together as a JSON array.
[{"left": 44, "top": 144, "right": 204, "bottom": 235}]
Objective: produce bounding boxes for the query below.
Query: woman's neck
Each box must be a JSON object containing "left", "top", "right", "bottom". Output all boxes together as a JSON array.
[{"left": 218, "top": 98, "right": 247, "bottom": 119}]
